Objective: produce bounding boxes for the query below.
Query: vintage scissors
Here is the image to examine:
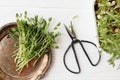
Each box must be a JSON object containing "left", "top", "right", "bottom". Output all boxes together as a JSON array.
[{"left": 63, "top": 22, "right": 101, "bottom": 74}]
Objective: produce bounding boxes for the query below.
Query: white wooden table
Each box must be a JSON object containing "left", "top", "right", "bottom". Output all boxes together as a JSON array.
[{"left": 0, "top": 0, "right": 120, "bottom": 80}]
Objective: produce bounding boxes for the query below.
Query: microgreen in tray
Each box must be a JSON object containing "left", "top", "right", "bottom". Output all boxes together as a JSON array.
[{"left": 95, "top": 0, "right": 120, "bottom": 66}]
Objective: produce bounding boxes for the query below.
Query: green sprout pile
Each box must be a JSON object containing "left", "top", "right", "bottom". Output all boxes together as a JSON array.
[
  {"left": 9, "top": 11, "right": 60, "bottom": 73},
  {"left": 95, "top": 0, "right": 120, "bottom": 66}
]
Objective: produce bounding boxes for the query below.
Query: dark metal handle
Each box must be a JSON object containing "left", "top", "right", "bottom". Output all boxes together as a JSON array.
[
  {"left": 63, "top": 41, "right": 81, "bottom": 74},
  {"left": 80, "top": 40, "right": 101, "bottom": 66}
]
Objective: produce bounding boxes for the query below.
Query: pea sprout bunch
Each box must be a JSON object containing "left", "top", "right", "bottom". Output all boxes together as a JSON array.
[{"left": 9, "top": 11, "right": 61, "bottom": 73}]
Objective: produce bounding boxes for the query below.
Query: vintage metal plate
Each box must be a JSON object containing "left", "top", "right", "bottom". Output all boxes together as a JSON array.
[{"left": 0, "top": 22, "right": 52, "bottom": 80}]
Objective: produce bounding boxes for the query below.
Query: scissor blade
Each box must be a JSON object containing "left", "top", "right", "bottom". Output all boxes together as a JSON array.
[
  {"left": 64, "top": 24, "right": 74, "bottom": 39},
  {"left": 70, "top": 21, "right": 76, "bottom": 38}
]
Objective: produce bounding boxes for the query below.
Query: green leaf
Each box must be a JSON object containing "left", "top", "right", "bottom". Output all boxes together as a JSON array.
[
  {"left": 56, "top": 22, "right": 61, "bottom": 26},
  {"left": 48, "top": 17, "right": 52, "bottom": 22}
]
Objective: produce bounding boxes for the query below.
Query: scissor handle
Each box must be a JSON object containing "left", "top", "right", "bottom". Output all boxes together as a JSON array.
[
  {"left": 63, "top": 39, "right": 101, "bottom": 74},
  {"left": 63, "top": 40, "right": 81, "bottom": 74},
  {"left": 80, "top": 40, "right": 101, "bottom": 66}
]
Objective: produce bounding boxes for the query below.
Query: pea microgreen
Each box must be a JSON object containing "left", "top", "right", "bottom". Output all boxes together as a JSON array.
[
  {"left": 95, "top": 0, "right": 120, "bottom": 66},
  {"left": 9, "top": 11, "right": 61, "bottom": 73}
]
